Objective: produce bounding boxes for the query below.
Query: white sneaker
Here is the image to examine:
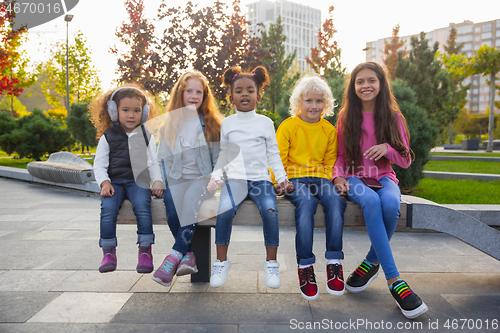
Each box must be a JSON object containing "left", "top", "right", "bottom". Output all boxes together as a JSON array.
[
  {"left": 264, "top": 260, "right": 281, "bottom": 289},
  {"left": 210, "top": 259, "right": 231, "bottom": 287}
]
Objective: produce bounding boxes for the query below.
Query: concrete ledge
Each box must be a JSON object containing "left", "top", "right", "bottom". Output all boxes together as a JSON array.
[
  {"left": 117, "top": 195, "right": 408, "bottom": 228},
  {"left": 424, "top": 170, "right": 500, "bottom": 181},
  {"left": 0, "top": 166, "right": 100, "bottom": 193},
  {"left": 405, "top": 195, "right": 500, "bottom": 260}
]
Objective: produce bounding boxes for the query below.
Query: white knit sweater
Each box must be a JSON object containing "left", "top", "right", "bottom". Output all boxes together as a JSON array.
[{"left": 212, "top": 110, "right": 286, "bottom": 183}]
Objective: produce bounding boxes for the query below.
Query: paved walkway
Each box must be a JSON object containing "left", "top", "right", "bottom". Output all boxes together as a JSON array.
[{"left": 0, "top": 177, "right": 499, "bottom": 332}]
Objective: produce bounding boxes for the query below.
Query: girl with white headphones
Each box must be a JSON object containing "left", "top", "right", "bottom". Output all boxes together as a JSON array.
[{"left": 89, "top": 84, "right": 164, "bottom": 274}]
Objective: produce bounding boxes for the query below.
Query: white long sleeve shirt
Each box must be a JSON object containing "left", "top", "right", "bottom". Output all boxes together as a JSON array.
[
  {"left": 212, "top": 110, "right": 287, "bottom": 183},
  {"left": 94, "top": 131, "right": 162, "bottom": 187}
]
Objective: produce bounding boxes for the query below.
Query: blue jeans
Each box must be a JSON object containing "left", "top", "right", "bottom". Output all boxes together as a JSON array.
[
  {"left": 163, "top": 177, "right": 213, "bottom": 254},
  {"left": 333, "top": 176, "right": 401, "bottom": 280},
  {"left": 215, "top": 180, "right": 279, "bottom": 247},
  {"left": 99, "top": 179, "right": 154, "bottom": 247},
  {"left": 286, "top": 177, "right": 345, "bottom": 265}
]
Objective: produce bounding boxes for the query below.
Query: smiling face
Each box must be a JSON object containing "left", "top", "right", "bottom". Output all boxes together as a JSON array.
[
  {"left": 230, "top": 77, "right": 260, "bottom": 112},
  {"left": 117, "top": 97, "right": 143, "bottom": 133},
  {"left": 354, "top": 68, "right": 380, "bottom": 111},
  {"left": 183, "top": 78, "right": 204, "bottom": 110},
  {"left": 299, "top": 90, "right": 324, "bottom": 123}
]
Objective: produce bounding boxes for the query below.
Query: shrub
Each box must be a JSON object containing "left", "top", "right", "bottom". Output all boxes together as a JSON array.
[
  {"left": 391, "top": 79, "right": 437, "bottom": 190},
  {"left": 0, "top": 108, "right": 74, "bottom": 160}
]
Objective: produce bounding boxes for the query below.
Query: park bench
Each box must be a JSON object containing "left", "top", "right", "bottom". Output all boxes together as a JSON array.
[
  {"left": 27, "top": 152, "right": 95, "bottom": 184},
  {"left": 117, "top": 195, "right": 408, "bottom": 282}
]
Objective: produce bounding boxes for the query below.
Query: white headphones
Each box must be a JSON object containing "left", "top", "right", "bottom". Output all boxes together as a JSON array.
[{"left": 107, "top": 86, "right": 150, "bottom": 124}]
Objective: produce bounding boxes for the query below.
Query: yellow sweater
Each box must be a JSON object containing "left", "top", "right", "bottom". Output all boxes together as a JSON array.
[{"left": 272, "top": 116, "right": 338, "bottom": 182}]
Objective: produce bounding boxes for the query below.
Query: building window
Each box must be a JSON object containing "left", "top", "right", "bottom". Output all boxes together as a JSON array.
[
  {"left": 480, "top": 86, "right": 490, "bottom": 93},
  {"left": 483, "top": 23, "right": 492, "bottom": 32},
  {"left": 479, "top": 95, "right": 489, "bottom": 101},
  {"left": 482, "top": 32, "right": 492, "bottom": 39},
  {"left": 479, "top": 104, "right": 487, "bottom": 111},
  {"left": 484, "top": 40, "right": 492, "bottom": 47},
  {"left": 463, "top": 43, "right": 472, "bottom": 51},
  {"left": 475, "top": 26, "right": 481, "bottom": 33}
]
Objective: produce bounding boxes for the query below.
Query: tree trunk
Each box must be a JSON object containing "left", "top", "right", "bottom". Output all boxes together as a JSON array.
[
  {"left": 487, "top": 72, "right": 495, "bottom": 152},
  {"left": 448, "top": 120, "right": 453, "bottom": 144}
]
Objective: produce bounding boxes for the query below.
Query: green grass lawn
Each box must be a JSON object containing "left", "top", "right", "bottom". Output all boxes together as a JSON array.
[
  {"left": 432, "top": 152, "right": 500, "bottom": 157},
  {"left": 412, "top": 178, "right": 500, "bottom": 204},
  {"left": 0, "top": 155, "right": 94, "bottom": 169},
  {"left": 424, "top": 160, "right": 500, "bottom": 174}
]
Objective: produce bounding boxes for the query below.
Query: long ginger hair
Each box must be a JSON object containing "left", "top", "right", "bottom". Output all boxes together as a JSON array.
[
  {"left": 338, "top": 61, "right": 410, "bottom": 171},
  {"left": 160, "top": 71, "right": 223, "bottom": 146}
]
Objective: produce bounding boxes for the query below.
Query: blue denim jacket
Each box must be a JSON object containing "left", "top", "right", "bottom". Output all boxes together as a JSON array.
[{"left": 157, "top": 116, "right": 220, "bottom": 181}]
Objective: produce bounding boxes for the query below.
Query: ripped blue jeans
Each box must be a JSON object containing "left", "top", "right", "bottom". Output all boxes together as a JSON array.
[
  {"left": 215, "top": 180, "right": 279, "bottom": 247},
  {"left": 163, "top": 177, "right": 213, "bottom": 254}
]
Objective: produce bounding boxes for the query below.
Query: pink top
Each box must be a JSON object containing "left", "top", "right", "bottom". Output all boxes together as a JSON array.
[{"left": 332, "top": 111, "right": 411, "bottom": 184}]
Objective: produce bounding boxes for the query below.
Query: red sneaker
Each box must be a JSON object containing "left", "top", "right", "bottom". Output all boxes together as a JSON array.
[
  {"left": 326, "top": 263, "right": 345, "bottom": 296},
  {"left": 298, "top": 266, "right": 319, "bottom": 301}
]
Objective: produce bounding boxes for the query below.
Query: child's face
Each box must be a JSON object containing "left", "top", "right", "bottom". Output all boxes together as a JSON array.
[
  {"left": 117, "top": 97, "right": 143, "bottom": 133},
  {"left": 299, "top": 90, "right": 324, "bottom": 123},
  {"left": 183, "top": 78, "right": 204, "bottom": 110},
  {"left": 230, "top": 77, "right": 260, "bottom": 112},
  {"left": 355, "top": 68, "right": 380, "bottom": 105}
]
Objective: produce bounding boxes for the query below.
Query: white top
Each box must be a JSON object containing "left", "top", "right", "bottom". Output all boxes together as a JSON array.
[
  {"left": 212, "top": 110, "right": 287, "bottom": 183},
  {"left": 94, "top": 130, "right": 162, "bottom": 187},
  {"left": 179, "top": 117, "right": 202, "bottom": 179}
]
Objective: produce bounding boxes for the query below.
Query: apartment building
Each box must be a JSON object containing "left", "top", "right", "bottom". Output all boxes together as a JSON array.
[
  {"left": 365, "top": 19, "right": 500, "bottom": 114},
  {"left": 246, "top": 0, "right": 321, "bottom": 72}
]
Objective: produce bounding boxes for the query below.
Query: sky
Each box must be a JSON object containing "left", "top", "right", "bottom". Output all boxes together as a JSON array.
[{"left": 23, "top": 0, "right": 500, "bottom": 91}]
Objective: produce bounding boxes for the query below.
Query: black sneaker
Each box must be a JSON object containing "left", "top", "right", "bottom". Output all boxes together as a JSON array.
[
  {"left": 345, "top": 260, "right": 379, "bottom": 293},
  {"left": 390, "top": 279, "right": 428, "bottom": 319}
]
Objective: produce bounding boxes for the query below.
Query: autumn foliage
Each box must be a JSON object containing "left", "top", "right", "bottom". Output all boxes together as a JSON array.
[{"left": 0, "top": 2, "right": 28, "bottom": 96}]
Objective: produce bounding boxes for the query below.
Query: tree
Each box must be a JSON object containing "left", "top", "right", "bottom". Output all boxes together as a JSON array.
[
  {"left": 391, "top": 80, "right": 436, "bottom": 190},
  {"left": 470, "top": 46, "right": 500, "bottom": 152},
  {"left": 39, "top": 31, "right": 101, "bottom": 111},
  {"left": 0, "top": 110, "right": 14, "bottom": 135},
  {"left": 395, "top": 32, "right": 453, "bottom": 136},
  {"left": 305, "top": 6, "right": 347, "bottom": 124},
  {"left": 111, "top": 0, "right": 160, "bottom": 94},
  {"left": 442, "top": 46, "right": 500, "bottom": 151},
  {"left": 383, "top": 24, "right": 406, "bottom": 81},
  {"left": 0, "top": 94, "right": 26, "bottom": 118},
  {"left": 261, "top": 16, "right": 299, "bottom": 119},
  {"left": 0, "top": 108, "right": 73, "bottom": 160},
  {"left": 0, "top": 2, "right": 35, "bottom": 110},
  {"left": 66, "top": 102, "right": 97, "bottom": 153},
  {"left": 440, "top": 26, "right": 469, "bottom": 145}
]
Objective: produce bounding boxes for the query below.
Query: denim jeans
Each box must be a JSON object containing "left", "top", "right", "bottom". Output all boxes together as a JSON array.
[
  {"left": 99, "top": 179, "right": 154, "bottom": 247},
  {"left": 333, "top": 176, "right": 401, "bottom": 280},
  {"left": 215, "top": 180, "right": 279, "bottom": 247},
  {"left": 285, "top": 177, "right": 345, "bottom": 265},
  {"left": 163, "top": 177, "right": 213, "bottom": 254}
]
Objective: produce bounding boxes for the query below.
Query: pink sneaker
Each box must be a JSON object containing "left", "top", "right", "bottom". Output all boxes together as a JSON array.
[
  {"left": 176, "top": 252, "right": 198, "bottom": 276},
  {"left": 99, "top": 246, "right": 117, "bottom": 273},
  {"left": 136, "top": 245, "right": 154, "bottom": 274},
  {"left": 152, "top": 254, "right": 181, "bottom": 287}
]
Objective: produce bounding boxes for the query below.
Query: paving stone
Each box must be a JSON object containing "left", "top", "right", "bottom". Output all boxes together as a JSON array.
[
  {"left": 0, "top": 291, "right": 62, "bottom": 323},
  {"left": 0, "top": 270, "right": 75, "bottom": 292},
  {"left": 442, "top": 295, "right": 500, "bottom": 319},
  {"left": 112, "top": 293, "right": 314, "bottom": 325},
  {"left": 50, "top": 270, "right": 141, "bottom": 293},
  {"left": 152, "top": 324, "right": 237, "bottom": 333},
  {"left": 0, "top": 323, "right": 156, "bottom": 333},
  {"left": 28, "top": 292, "right": 133, "bottom": 323}
]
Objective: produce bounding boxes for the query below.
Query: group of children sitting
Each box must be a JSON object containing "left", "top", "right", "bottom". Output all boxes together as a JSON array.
[{"left": 89, "top": 61, "right": 427, "bottom": 320}]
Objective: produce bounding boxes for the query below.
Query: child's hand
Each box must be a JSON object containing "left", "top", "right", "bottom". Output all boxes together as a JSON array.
[
  {"left": 100, "top": 180, "right": 114, "bottom": 197},
  {"left": 276, "top": 179, "right": 294, "bottom": 196},
  {"left": 333, "top": 177, "right": 349, "bottom": 200},
  {"left": 364, "top": 143, "right": 388, "bottom": 161},
  {"left": 207, "top": 177, "right": 224, "bottom": 192},
  {"left": 151, "top": 180, "right": 164, "bottom": 198}
]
